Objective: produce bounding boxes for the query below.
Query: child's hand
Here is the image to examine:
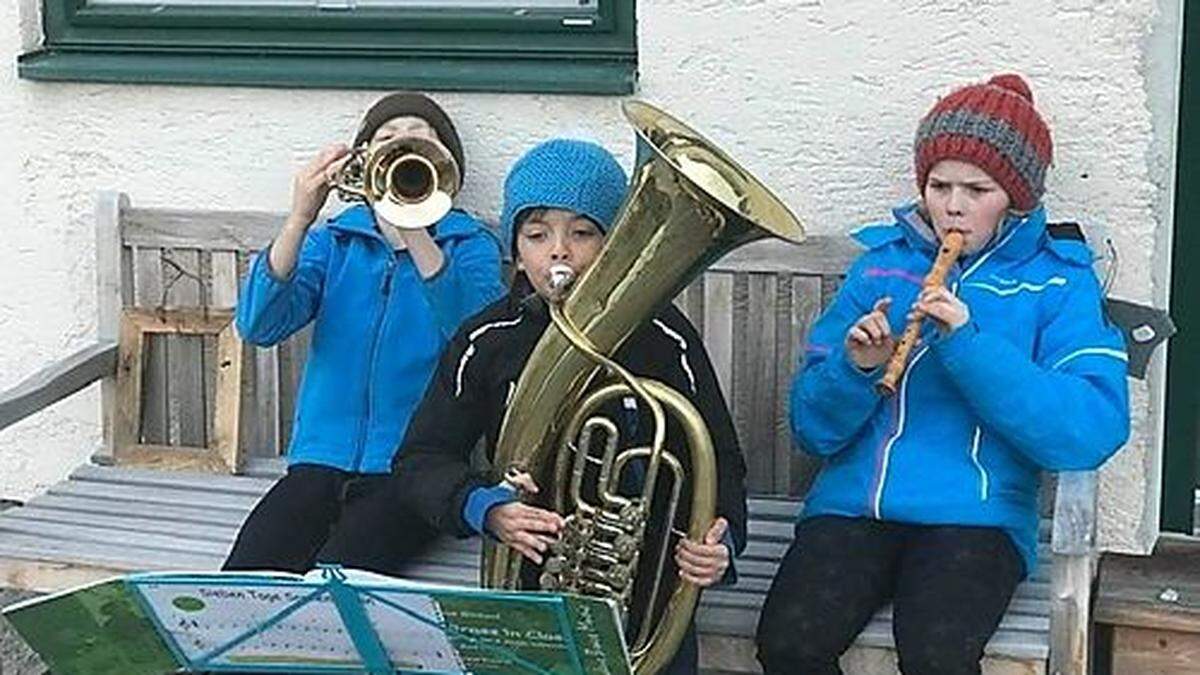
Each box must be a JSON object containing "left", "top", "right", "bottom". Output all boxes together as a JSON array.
[
  {"left": 486, "top": 502, "right": 563, "bottom": 565},
  {"left": 910, "top": 287, "right": 969, "bottom": 335},
  {"left": 845, "top": 297, "right": 896, "bottom": 370},
  {"left": 675, "top": 517, "right": 731, "bottom": 587},
  {"left": 288, "top": 143, "right": 351, "bottom": 230}
]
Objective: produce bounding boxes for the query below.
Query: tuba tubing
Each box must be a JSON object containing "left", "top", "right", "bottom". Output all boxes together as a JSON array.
[{"left": 482, "top": 100, "right": 806, "bottom": 675}]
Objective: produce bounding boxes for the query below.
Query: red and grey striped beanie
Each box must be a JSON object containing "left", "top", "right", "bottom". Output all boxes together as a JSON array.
[{"left": 914, "top": 74, "right": 1053, "bottom": 212}]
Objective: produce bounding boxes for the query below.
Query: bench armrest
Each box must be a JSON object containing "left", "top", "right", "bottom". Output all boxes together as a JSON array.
[
  {"left": 1051, "top": 470, "right": 1098, "bottom": 556},
  {"left": 0, "top": 341, "right": 118, "bottom": 433}
]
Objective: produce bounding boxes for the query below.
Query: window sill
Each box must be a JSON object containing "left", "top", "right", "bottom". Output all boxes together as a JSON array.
[{"left": 17, "top": 48, "right": 637, "bottom": 94}]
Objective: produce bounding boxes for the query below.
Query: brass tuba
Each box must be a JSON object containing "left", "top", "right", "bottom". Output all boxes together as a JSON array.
[
  {"left": 482, "top": 100, "right": 805, "bottom": 674},
  {"left": 332, "top": 135, "right": 462, "bottom": 229}
]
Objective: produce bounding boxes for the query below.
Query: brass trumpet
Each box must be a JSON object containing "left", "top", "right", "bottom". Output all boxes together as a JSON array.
[{"left": 332, "top": 135, "right": 461, "bottom": 229}]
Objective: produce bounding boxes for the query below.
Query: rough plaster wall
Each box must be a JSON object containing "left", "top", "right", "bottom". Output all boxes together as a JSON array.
[{"left": 0, "top": 0, "right": 1177, "bottom": 554}]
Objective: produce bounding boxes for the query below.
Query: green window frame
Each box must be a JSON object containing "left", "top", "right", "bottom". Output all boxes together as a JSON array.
[
  {"left": 18, "top": 0, "right": 636, "bottom": 94},
  {"left": 1162, "top": 0, "right": 1199, "bottom": 534}
]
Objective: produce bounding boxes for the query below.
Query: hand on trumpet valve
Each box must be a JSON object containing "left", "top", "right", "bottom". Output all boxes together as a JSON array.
[
  {"left": 674, "top": 517, "right": 731, "bottom": 588},
  {"left": 909, "top": 286, "right": 969, "bottom": 335},
  {"left": 846, "top": 297, "right": 898, "bottom": 370},
  {"left": 289, "top": 143, "right": 351, "bottom": 229}
]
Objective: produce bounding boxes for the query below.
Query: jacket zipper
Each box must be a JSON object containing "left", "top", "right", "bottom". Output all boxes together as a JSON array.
[
  {"left": 871, "top": 345, "right": 927, "bottom": 519},
  {"left": 351, "top": 255, "right": 395, "bottom": 472},
  {"left": 867, "top": 221, "right": 1027, "bottom": 517},
  {"left": 969, "top": 426, "right": 989, "bottom": 501}
]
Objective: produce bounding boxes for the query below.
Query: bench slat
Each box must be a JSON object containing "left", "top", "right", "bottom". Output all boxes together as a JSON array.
[
  {"left": 24, "top": 493, "right": 254, "bottom": 528},
  {"left": 0, "top": 507, "right": 237, "bottom": 543},
  {"left": 0, "top": 531, "right": 223, "bottom": 571},
  {"left": 50, "top": 479, "right": 262, "bottom": 512},
  {"left": 71, "top": 464, "right": 275, "bottom": 495}
]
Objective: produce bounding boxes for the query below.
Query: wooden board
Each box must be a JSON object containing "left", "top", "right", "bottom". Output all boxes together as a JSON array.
[{"left": 114, "top": 309, "right": 243, "bottom": 472}]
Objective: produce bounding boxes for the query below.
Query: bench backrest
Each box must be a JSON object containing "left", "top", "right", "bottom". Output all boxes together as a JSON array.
[{"left": 98, "top": 191, "right": 860, "bottom": 497}]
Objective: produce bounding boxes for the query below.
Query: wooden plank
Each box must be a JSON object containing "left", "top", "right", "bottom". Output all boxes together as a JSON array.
[
  {"left": 70, "top": 463, "right": 275, "bottom": 494},
  {"left": 276, "top": 326, "right": 311, "bottom": 453},
  {"left": 49, "top": 479, "right": 262, "bottom": 513},
  {"left": 122, "top": 207, "right": 281, "bottom": 251},
  {"left": 162, "top": 248, "right": 205, "bottom": 447},
  {"left": 819, "top": 274, "right": 843, "bottom": 312},
  {"left": 200, "top": 253, "right": 218, "bottom": 450},
  {"left": 24, "top": 494, "right": 254, "bottom": 529},
  {"left": 257, "top": 347, "right": 283, "bottom": 457},
  {"left": 1095, "top": 535, "right": 1200, "bottom": 633},
  {"left": 0, "top": 557, "right": 130, "bottom": 593},
  {"left": 695, "top": 606, "right": 1049, "bottom": 659},
  {"left": 771, "top": 275, "right": 793, "bottom": 495},
  {"left": 0, "top": 531, "right": 222, "bottom": 572},
  {"left": 0, "top": 519, "right": 233, "bottom": 558},
  {"left": 1, "top": 508, "right": 237, "bottom": 544},
  {"left": 96, "top": 191, "right": 127, "bottom": 460},
  {"left": 743, "top": 274, "right": 777, "bottom": 494},
  {"left": 843, "top": 644, "right": 1047, "bottom": 675},
  {"left": 703, "top": 272, "right": 734, "bottom": 406},
  {"left": 0, "top": 342, "right": 117, "bottom": 432},
  {"left": 1052, "top": 471, "right": 1097, "bottom": 555},
  {"left": 1110, "top": 626, "right": 1200, "bottom": 675},
  {"left": 241, "top": 456, "right": 287, "bottom": 478},
  {"left": 113, "top": 315, "right": 146, "bottom": 454},
  {"left": 110, "top": 445, "right": 235, "bottom": 473},
  {"left": 214, "top": 318, "right": 245, "bottom": 472},
  {"left": 133, "top": 247, "right": 168, "bottom": 444},
  {"left": 674, "top": 276, "right": 705, "bottom": 336},
  {"left": 114, "top": 310, "right": 240, "bottom": 472},
  {"left": 710, "top": 236, "right": 860, "bottom": 276},
  {"left": 789, "top": 275, "right": 824, "bottom": 496}
]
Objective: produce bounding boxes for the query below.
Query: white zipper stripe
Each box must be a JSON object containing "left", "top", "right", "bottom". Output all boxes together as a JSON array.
[
  {"left": 454, "top": 344, "right": 477, "bottom": 398},
  {"left": 873, "top": 345, "right": 929, "bottom": 518},
  {"left": 970, "top": 426, "right": 989, "bottom": 501},
  {"left": 455, "top": 316, "right": 524, "bottom": 398},
  {"left": 652, "top": 318, "right": 697, "bottom": 394},
  {"left": 871, "top": 221, "right": 1022, "bottom": 518},
  {"left": 1052, "top": 347, "right": 1128, "bottom": 370}
]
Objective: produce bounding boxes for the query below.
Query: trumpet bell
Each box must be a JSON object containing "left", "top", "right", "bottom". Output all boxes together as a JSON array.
[{"left": 333, "top": 135, "right": 461, "bottom": 229}]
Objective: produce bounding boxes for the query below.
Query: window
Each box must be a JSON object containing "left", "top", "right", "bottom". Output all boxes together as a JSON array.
[{"left": 18, "top": 0, "right": 636, "bottom": 93}]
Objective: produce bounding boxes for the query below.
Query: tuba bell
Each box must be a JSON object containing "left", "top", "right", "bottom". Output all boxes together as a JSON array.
[
  {"left": 331, "top": 135, "right": 462, "bottom": 229},
  {"left": 482, "top": 100, "right": 805, "bottom": 674}
]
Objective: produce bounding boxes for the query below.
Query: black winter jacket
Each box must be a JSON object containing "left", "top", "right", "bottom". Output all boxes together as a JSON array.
[{"left": 392, "top": 290, "right": 749, "bottom": 554}]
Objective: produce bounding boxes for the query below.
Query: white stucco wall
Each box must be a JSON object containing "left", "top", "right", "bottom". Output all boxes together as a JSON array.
[{"left": 0, "top": 0, "right": 1183, "bottom": 555}]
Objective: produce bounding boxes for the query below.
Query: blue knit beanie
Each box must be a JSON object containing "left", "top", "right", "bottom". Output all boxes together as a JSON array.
[{"left": 499, "top": 139, "right": 628, "bottom": 261}]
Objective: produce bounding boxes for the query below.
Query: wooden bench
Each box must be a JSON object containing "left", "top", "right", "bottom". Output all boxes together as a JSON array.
[
  {"left": 0, "top": 191, "right": 1111, "bottom": 674},
  {"left": 1093, "top": 535, "right": 1200, "bottom": 674}
]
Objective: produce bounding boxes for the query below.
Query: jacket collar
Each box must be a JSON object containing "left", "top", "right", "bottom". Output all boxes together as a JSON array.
[{"left": 889, "top": 202, "right": 1048, "bottom": 266}]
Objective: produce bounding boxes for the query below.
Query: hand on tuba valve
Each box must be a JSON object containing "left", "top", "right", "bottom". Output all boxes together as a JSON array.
[{"left": 330, "top": 134, "right": 462, "bottom": 230}]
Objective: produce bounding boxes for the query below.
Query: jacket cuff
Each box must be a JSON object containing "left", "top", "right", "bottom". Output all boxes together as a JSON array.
[
  {"left": 830, "top": 347, "right": 884, "bottom": 394},
  {"left": 462, "top": 483, "right": 518, "bottom": 536},
  {"left": 930, "top": 320, "right": 981, "bottom": 371},
  {"left": 256, "top": 240, "right": 298, "bottom": 284}
]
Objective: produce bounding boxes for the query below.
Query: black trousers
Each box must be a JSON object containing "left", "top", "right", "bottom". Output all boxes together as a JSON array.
[
  {"left": 223, "top": 463, "right": 438, "bottom": 577},
  {"left": 755, "top": 516, "right": 1022, "bottom": 675}
]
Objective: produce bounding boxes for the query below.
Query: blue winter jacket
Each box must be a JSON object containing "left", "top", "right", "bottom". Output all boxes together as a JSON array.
[
  {"left": 791, "top": 203, "right": 1130, "bottom": 576},
  {"left": 236, "top": 205, "right": 505, "bottom": 474}
]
